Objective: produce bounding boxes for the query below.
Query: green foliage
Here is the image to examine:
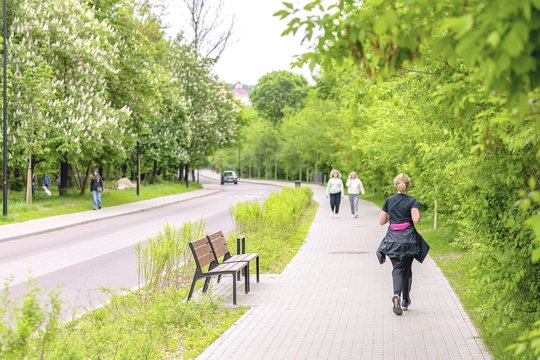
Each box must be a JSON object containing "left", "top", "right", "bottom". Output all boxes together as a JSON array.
[
  {"left": 3, "top": 0, "right": 243, "bottom": 194},
  {"left": 0, "top": 278, "right": 62, "bottom": 359},
  {"left": 274, "top": 1, "right": 540, "bottom": 356},
  {"left": 230, "top": 187, "right": 316, "bottom": 273},
  {"left": 250, "top": 70, "right": 310, "bottom": 123},
  {"left": 136, "top": 220, "right": 205, "bottom": 291}
]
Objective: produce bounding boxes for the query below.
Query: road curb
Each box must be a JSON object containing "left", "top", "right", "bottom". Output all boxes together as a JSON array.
[{"left": 0, "top": 188, "right": 222, "bottom": 243}]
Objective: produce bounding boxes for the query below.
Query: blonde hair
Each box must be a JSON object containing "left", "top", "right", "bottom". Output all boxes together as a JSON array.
[
  {"left": 394, "top": 173, "right": 410, "bottom": 193},
  {"left": 348, "top": 171, "right": 358, "bottom": 179},
  {"left": 330, "top": 169, "right": 341, "bottom": 178}
]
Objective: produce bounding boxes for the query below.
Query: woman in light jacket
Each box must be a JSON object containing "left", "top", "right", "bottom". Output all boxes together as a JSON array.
[
  {"left": 326, "top": 169, "right": 344, "bottom": 218},
  {"left": 346, "top": 171, "right": 365, "bottom": 218}
]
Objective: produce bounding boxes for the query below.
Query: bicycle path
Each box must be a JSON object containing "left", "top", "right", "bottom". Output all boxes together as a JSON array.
[{"left": 197, "top": 186, "right": 491, "bottom": 359}]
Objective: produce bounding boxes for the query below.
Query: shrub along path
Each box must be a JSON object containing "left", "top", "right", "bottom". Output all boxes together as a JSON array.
[{"left": 196, "top": 186, "right": 492, "bottom": 359}]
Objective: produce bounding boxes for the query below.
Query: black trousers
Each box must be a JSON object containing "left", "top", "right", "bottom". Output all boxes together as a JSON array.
[
  {"left": 330, "top": 192, "right": 341, "bottom": 213},
  {"left": 390, "top": 256, "right": 413, "bottom": 300}
]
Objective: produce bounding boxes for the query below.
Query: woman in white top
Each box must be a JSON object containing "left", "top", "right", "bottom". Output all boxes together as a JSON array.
[
  {"left": 326, "top": 169, "right": 344, "bottom": 217},
  {"left": 346, "top": 171, "right": 365, "bottom": 218}
]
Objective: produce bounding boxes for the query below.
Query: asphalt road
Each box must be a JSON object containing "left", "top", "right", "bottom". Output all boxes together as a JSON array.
[{"left": 0, "top": 174, "right": 281, "bottom": 318}]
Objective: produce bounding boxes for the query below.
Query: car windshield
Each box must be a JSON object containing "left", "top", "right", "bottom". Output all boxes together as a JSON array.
[{"left": 224, "top": 171, "right": 235, "bottom": 176}]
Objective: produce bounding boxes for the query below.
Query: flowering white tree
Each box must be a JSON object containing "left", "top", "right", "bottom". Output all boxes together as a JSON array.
[
  {"left": 171, "top": 41, "right": 240, "bottom": 171},
  {"left": 9, "top": 0, "right": 131, "bottom": 196}
]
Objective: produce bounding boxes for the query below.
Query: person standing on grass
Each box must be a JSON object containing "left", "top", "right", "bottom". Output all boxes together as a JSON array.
[
  {"left": 377, "top": 173, "right": 429, "bottom": 316},
  {"left": 90, "top": 170, "right": 104, "bottom": 210},
  {"left": 346, "top": 171, "right": 365, "bottom": 218},
  {"left": 42, "top": 173, "right": 51, "bottom": 190},
  {"left": 326, "top": 169, "right": 344, "bottom": 218}
]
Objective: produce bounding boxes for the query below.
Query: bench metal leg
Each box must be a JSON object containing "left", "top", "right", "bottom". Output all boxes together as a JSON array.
[
  {"left": 244, "top": 265, "right": 250, "bottom": 293},
  {"left": 217, "top": 274, "right": 222, "bottom": 283},
  {"left": 187, "top": 275, "right": 198, "bottom": 301},
  {"left": 232, "top": 275, "right": 237, "bottom": 305},
  {"left": 202, "top": 277, "right": 211, "bottom": 293},
  {"left": 256, "top": 257, "right": 260, "bottom": 283}
]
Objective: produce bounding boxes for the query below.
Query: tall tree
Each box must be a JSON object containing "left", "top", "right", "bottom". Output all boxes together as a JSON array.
[{"left": 250, "top": 71, "right": 310, "bottom": 123}]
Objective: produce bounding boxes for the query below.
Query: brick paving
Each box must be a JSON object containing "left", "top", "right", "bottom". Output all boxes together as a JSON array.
[{"left": 196, "top": 187, "right": 492, "bottom": 360}]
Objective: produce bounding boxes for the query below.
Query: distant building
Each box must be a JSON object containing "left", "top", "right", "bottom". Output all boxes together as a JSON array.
[{"left": 231, "top": 82, "right": 251, "bottom": 106}]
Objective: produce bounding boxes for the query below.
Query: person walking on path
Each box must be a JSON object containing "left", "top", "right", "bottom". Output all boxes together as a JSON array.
[
  {"left": 346, "top": 171, "right": 365, "bottom": 218},
  {"left": 42, "top": 173, "right": 51, "bottom": 190},
  {"left": 90, "top": 170, "right": 104, "bottom": 210},
  {"left": 377, "top": 173, "right": 429, "bottom": 316},
  {"left": 326, "top": 169, "right": 344, "bottom": 218}
]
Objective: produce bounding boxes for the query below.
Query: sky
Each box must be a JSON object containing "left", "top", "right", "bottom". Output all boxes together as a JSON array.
[{"left": 161, "top": 0, "right": 313, "bottom": 86}]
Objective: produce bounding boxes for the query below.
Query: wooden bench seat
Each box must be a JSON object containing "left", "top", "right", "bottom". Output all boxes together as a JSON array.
[
  {"left": 207, "top": 231, "right": 260, "bottom": 289},
  {"left": 187, "top": 236, "right": 249, "bottom": 305}
]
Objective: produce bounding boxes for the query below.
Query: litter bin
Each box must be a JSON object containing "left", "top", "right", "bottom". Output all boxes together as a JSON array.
[{"left": 294, "top": 180, "right": 301, "bottom": 188}]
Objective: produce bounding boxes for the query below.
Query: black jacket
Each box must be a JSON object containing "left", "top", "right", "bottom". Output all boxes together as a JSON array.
[
  {"left": 376, "top": 227, "right": 430, "bottom": 264},
  {"left": 90, "top": 177, "right": 104, "bottom": 192}
]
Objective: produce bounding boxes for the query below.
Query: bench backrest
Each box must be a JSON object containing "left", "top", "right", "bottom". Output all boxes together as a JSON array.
[
  {"left": 189, "top": 236, "right": 217, "bottom": 268},
  {"left": 207, "top": 231, "right": 230, "bottom": 259}
]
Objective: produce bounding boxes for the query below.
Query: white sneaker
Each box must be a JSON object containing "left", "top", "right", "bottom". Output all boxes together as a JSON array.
[
  {"left": 330, "top": 213, "right": 334, "bottom": 218},
  {"left": 334, "top": 214, "right": 339, "bottom": 218},
  {"left": 350, "top": 214, "right": 354, "bottom": 218}
]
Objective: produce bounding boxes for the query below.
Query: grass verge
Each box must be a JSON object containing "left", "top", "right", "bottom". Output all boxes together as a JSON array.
[
  {"left": 0, "top": 221, "right": 245, "bottom": 359},
  {"left": 0, "top": 182, "right": 202, "bottom": 225},
  {"left": 228, "top": 187, "right": 318, "bottom": 273}
]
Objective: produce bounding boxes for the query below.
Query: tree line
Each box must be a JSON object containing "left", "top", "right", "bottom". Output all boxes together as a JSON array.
[{"left": 1, "top": 0, "right": 241, "bottom": 201}]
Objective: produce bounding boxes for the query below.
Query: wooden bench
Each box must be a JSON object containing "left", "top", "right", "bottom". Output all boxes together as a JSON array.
[
  {"left": 207, "top": 231, "right": 260, "bottom": 290},
  {"left": 187, "top": 236, "right": 249, "bottom": 305}
]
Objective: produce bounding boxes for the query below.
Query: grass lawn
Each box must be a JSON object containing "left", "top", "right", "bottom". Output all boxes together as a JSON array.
[{"left": 0, "top": 181, "right": 202, "bottom": 225}]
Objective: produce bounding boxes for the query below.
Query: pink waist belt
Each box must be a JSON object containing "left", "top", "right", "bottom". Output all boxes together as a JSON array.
[{"left": 390, "top": 222, "right": 411, "bottom": 231}]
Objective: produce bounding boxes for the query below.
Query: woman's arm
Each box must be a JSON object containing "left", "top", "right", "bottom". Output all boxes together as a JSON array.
[
  {"left": 379, "top": 211, "right": 389, "bottom": 225},
  {"left": 411, "top": 208, "right": 421, "bottom": 224}
]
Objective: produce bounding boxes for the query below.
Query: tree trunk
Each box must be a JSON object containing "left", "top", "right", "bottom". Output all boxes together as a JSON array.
[
  {"left": 25, "top": 151, "right": 32, "bottom": 205},
  {"left": 60, "top": 160, "right": 69, "bottom": 196},
  {"left": 274, "top": 157, "right": 278, "bottom": 180},
  {"left": 178, "top": 163, "right": 184, "bottom": 183},
  {"left": 153, "top": 160, "right": 158, "bottom": 184},
  {"left": 191, "top": 169, "right": 195, "bottom": 182},
  {"left": 184, "top": 163, "right": 189, "bottom": 188},
  {"left": 434, "top": 198, "right": 438, "bottom": 230},
  {"left": 79, "top": 165, "right": 91, "bottom": 195}
]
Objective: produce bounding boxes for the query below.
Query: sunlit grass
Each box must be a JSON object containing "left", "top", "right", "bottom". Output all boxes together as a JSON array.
[{"left": 0, "top": 181, "right": 201, "bottom": 225}]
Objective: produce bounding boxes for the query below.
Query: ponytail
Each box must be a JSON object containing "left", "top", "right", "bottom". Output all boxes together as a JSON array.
[{"left": 394, "top": 173, "right": 410, "bottom": 193}]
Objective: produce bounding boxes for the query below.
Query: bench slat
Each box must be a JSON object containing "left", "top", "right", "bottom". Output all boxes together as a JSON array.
[
  {"left": 208, "top": 261, "right": 247, "bottom": 273},
  {"left": 207, "top": 231, "right": 225, "bottom": 241}
]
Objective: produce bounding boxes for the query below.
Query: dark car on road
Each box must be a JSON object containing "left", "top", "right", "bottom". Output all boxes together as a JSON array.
[{"left": 221, "top": 170, "right": 238, "bottom": 185}]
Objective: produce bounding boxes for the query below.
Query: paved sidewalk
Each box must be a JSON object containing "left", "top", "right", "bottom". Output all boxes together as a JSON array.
[
  {"left": 197, "top": 187, "right": 492, "bottom": 359},
  {"left": 0, "top": 187, "right": 219, "bottom": 242}
]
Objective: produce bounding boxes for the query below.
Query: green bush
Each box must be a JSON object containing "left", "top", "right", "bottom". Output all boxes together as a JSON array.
[
  {"left": 230, "top": 187, "right": 316, "bottom": 273},
  {"left": 135, "top": 221, "right": 205, "bottom": 291}
]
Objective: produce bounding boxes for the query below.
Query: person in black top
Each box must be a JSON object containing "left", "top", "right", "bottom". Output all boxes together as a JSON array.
[
  {"left": 378, "top": 173, "right": 422, "bottom": 315},
  {"left": 90, "top": 170, "right": 104, "bottom": 210}
]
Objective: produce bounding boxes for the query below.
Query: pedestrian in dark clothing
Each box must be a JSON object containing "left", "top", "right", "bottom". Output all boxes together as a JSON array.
[
  {"left": 377, "top": 173, "right": 428, "bottom": 316},
  {"left": 90, "top": 170, "right": 104, "bottom": 210},
  {"left": 42, "top": 173, "right": 51, "bottom": 189}
]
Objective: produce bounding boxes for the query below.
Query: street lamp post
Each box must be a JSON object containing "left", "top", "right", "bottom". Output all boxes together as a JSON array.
[{"left": 2, "top": 0, "right": 7, "bottom": 216}]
